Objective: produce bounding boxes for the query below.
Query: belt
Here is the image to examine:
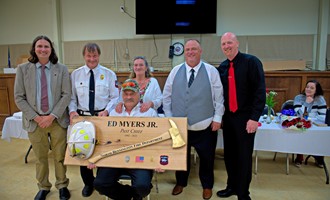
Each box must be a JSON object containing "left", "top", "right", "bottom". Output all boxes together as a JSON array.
[
  {"left": 77, "top": 109, "right": 105, "bottom": 116},
  {"left": 37, "top": 113, "right": 50, "bottom": 116}
]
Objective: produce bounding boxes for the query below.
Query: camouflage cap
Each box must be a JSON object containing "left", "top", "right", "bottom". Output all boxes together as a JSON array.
[{"left": 121, "top": 79, "right": 140, "bottom": 92}]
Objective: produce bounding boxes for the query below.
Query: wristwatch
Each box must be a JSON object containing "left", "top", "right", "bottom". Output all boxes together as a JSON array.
[{"left": 173, "top": 42, "right": 184, "bottom": 56}]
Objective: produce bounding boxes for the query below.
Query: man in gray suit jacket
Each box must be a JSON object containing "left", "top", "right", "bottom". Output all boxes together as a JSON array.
[{"left": 14, "top": 35, "right": 71, "bottom": 200}]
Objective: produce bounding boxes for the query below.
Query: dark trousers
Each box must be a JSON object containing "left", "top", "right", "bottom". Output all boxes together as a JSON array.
[
  {"left": 223, "top": 112, "right": 255, "bottom": 200},
  {"left": 295, "top": 154, "right": 324, "bottom": 164},
  {"left": 175, "top": 125, "right": 218, "bottom": 189},
  {"left": 94, "top": 167, "right": 153, "bottom": 200},
  {"left": 80, "top": 166, "right": 95, "bottom": 186}
]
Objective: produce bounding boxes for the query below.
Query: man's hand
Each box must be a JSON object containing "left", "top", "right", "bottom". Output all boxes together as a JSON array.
[
  {"left": 246, "top": 119, "right": 258, "bottom": 134},
  {"left": 211, "top": 121, "right": 221, "bottom": 131},
  {"left": 98, "top": 110, "right": 109, "bottom": 117},
  {"left": 69, "top": 111, "right": 79, "bottom": 125},
  {"left": 115, "top": 102, "right": 124, "bottom": 113},
  {"left": 155, "top": 168, "right": 165, "bottom": 173},
  {"left": 140, "top": 102, "right": 153, "bottom": 113},
  {"left": 87, "top": 163, "right": 97, "bottom": 169},
  {"left": 35, "top": 115, "right": 55, "bottom": 128}
]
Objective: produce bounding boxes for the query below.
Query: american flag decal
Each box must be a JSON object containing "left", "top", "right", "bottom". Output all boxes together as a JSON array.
[{"left": 135, "top": 156, "right": 144, "bottom": 162}]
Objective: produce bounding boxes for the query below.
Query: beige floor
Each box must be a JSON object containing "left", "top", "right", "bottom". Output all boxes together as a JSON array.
[{"left": 0, "top": 137, "right": 329, "bottom": 200}]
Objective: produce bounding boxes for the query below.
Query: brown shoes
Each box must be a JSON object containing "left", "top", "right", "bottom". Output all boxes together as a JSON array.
[
  {"left": 172, "top": 185, "right": 184, "bottom": 195},
  {"left": 203, "top": 189, "right": 213, "bottom": 200},
  {"left": 172, "top": 185, "right": 212, "bottom": 199}
]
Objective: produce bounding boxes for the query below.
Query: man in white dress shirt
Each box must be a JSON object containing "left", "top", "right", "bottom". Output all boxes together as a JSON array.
[
  {"left": 90, "top": 79, "right": 159, "bottom": 200},
  {"left": 163, "top": 39, "right": 224, "bottom": 200},
  {"left": 68, "top": 43, "right": 119, "bottom": 197}
]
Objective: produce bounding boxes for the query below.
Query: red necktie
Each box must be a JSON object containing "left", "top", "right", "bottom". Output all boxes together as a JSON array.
[
  {"left": 40, "top": 65, "right": 49, "bottom": 112},
  {"left": 228, "top": 62, "right": 238, "bottom": 112}
]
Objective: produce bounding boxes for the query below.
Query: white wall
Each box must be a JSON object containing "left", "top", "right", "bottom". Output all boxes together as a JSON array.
[
  {"left": 61, "top": 0, "right": 137, "bottom": 41},
  {"left": 0, "top": 0, "right": 54, "bottom": 44},
  {"left": 0, "top": 0, "right": 324, "bottom": 45},
  {"left": 217, "top": 0, "right": 319, "bottom": 35}
]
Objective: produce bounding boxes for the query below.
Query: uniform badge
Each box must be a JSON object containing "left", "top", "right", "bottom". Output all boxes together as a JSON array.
[
  {"left": 100, "top": 74, "right": 104, "bottom": 80},
  {"left": 160, "top": 155, "right": 168, "bottom": 165}
]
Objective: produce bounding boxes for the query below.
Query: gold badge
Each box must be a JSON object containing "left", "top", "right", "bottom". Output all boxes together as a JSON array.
[{"left": 100, "top": 74, "right": 104, "bottom": 80}]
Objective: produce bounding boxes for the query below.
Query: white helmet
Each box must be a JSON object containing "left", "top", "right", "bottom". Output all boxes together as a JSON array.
[{"left": 67, "top": 121, "right": 96, "bottom": 159}]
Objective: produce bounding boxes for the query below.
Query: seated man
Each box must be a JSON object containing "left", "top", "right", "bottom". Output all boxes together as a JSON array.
[{"left": 88, "top": 79, "right": 163, "bottom": 200}]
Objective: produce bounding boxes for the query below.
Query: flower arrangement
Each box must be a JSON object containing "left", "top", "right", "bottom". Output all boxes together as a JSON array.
[
  {"left": 281, "top": 117, "right": 312, "bottom": 130},
  {"left": 266, "top": 90, "right": 277, "bottom": 109}
]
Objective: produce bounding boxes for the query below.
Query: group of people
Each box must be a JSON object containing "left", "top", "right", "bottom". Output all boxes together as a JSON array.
[{"left": 13, "top": 32, "right": 326, "bottom": 200}]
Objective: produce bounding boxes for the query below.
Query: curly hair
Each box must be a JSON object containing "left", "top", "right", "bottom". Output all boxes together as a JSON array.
[{"left": 28, "top": 35, "right": 58, "bottom": 64}]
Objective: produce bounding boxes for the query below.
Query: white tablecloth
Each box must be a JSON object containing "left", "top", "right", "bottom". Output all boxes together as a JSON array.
[
  {"left": 217, "top": 119, "right": 330, "bottom": 156},
  {"left": 1, "top": 116, "right": 28, "bottom": 142},
  {"left": 216, "top": 118, "right": 330, "bottom": 178}
]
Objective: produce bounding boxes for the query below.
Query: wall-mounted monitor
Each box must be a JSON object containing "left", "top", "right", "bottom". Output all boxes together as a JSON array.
[{"left": 136, "top": 0, "right": 217, "bottom": 35}]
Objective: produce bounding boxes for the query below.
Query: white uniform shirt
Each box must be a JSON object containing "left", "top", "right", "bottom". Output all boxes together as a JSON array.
[
  {"left": 110, "top": 103, "right": 158, "bottom": 117},
  {"left": 69, "top": 64, "right": 119, "bottom": 114}
]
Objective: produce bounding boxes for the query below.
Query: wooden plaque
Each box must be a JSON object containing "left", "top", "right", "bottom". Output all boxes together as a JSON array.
[{"left": 64, "top": 116, "right": 187, "bottom": 170}]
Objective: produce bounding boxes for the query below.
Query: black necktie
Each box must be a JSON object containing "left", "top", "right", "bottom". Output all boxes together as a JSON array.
[
  {"left": 188, "top": 69, "right": 195, "bottom": 88},
  {"left": 89, "top": 70, "right": 95, "bottom": 115}
]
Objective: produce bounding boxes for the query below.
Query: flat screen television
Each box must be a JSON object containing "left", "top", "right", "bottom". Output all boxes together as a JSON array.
[{"left": 135, "top": 0, "right": 217, "bottom": 35}]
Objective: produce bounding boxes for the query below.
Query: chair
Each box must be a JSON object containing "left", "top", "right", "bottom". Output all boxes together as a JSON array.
[
  {"left": 281, "top": 99, "right": 295, "bottom": 111},
  {"left": 25, "top": 133, "right": 52, "bottom": 163},
  {"left": 305, "top": 155, "right": 329, "bottom": 184},
  {"left": 105, "top": 173, "right": 156, "bottom": 200}
]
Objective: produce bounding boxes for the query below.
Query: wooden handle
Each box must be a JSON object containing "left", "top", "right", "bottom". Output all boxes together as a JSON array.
[
  {"left": 88, "top": 155, "right": 103, "bottom": 164},
  {"left": 88, "top": 131, "right": 171, "bottom": 164}
]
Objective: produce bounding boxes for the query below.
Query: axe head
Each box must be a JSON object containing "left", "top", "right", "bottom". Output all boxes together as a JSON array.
[{"left": 168, "top": 123, "right": 186, "bottom": 148}]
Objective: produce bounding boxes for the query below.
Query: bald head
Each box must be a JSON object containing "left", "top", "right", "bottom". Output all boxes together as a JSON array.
[{"left": 221, "top": 32, "right": 239, "bottom": 61}]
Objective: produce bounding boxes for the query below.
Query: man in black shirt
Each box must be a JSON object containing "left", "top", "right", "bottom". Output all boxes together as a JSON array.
[{"left": 216, "top": 32, "right": 266, "bottom": 200}]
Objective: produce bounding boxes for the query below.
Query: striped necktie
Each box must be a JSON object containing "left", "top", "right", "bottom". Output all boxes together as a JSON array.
[{"left": 188, "top": 69, "right": 195, "bottom": 88}]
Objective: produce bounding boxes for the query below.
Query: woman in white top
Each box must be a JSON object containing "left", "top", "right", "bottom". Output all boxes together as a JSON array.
[{"left": 116, "top": 56, "right": 162, "bottom": 113}]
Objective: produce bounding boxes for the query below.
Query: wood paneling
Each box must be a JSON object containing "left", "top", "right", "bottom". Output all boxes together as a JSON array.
[
  {"left": 0, "top": 87, "right": 10, "bottom": 128},
  {"left": 265, "top": 71, "right": 330, "bottom": 112},
  {"left": 0, "top": 74, "right": 19, "bottom": 129}
]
